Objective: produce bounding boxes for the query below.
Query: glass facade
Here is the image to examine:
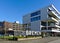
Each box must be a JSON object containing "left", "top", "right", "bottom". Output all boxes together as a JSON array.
[
  {"left": 31, "top": 16, "right": 40, "bottom": 22},
  {"left": 31, "top": 11, "right": 41, "bottom": 17}
]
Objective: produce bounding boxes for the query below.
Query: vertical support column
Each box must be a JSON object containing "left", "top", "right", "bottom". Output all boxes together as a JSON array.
[
  {"left": 40, "top": 21, "right": 44, "bottom": 38},
  {"left": 40, "top": 21, "right": 41, "bottom": 35},
  {"left": 46, "top": 21, "right": 48, "bottom": 36},
  {"left": 46, "top": 21, "right": 48, "bottom": 30},
  {"left": 40, "top": 21, "right": 41, "bottom": 31}
]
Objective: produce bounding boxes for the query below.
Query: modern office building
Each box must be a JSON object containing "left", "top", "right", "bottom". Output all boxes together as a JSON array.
[{"left": 23, "top": 5, "right": 60, "bottom": 36}]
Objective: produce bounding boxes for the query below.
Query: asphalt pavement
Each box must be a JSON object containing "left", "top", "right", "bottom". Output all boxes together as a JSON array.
[{"left": 48, "top": 38, "right": 60, "bottom": 43}]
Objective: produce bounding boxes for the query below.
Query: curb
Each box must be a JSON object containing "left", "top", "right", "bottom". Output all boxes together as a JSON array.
[{"left": 18, "top": 37, "right": 42, "bottom": 41}]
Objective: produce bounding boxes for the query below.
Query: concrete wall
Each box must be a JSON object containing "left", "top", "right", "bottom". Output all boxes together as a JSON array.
[
  {"left": 31, "top": 20, "right": 41, "bottom": 31},
  {"left": 40, "top": 7, "right": 48, "bottom": 21},
  {"left": 23, "top": 14, "right": 30, "bottom": 24}
]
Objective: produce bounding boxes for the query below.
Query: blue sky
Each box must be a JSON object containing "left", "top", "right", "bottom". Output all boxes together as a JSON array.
[{"left": 0, "top": 0, "right": 60, "bottom": 23}]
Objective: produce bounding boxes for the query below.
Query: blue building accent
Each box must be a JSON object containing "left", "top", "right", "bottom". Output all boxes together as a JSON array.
[
  {"left": 31, "top": 11, "right": 41, "bottom": 17},
  {"left": 31, "top": 16, "right": 40, "bottom": 22}
]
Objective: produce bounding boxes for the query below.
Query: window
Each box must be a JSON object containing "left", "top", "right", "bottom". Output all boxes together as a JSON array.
[
  {"left": 0, "top": 22, "right": 3, "bottom": 26},
  {"left": 31, "top": 16, "right": 40, "bottom": 22},
  {"left": 31, "top": 11, "right": 41, "bottom": 17},
  {"left": 41, "top": 22, "right": 46, "bottom": 26},
  {"left": 13, "top": 25, "right": 15, "bottom": 26}
]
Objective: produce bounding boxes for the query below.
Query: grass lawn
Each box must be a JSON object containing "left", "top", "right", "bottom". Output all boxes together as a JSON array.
[
  {"left": 0, "top": 36, "right": 13, "bottom": 39},
  {"left": 0, "top": 35, "right": 42, "bottom": 40}
]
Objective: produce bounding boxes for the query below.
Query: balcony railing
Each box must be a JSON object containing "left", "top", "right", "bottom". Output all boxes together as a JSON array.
[
  {"left": 41, "top": 29, "right": 60, "bottom": 32},
  {"left": 55, "top": 25, "right": 60, "bottom": 28},
  {"left": 48, "top": 17, "right": 58, "bottom": 22},
  {"left": 48, "top": 11, "right": 59, "bottom": 19},
  {"left": 48, "top": 24, "right": 60, "bottom": 28}
]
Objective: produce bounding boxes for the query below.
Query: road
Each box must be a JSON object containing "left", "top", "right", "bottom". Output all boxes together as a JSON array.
[
  {"left": 48, "top": 38, "right": 60, "bottom": 43},
  {"left": 0, "top": 37, "right": 60, "bottom": 43}
]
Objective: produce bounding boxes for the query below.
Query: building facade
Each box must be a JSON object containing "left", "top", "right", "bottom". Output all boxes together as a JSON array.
[
  {"left": 23, "top": 5, "right": 60, "bottom": 36},
  {"left": 0, "top": 21, "right": 21, "bottom": 35}
]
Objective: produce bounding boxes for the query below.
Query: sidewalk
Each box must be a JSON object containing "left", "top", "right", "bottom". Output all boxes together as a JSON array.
[{"left": 18, "top": 37, "right": 42, "bottom": 41}]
